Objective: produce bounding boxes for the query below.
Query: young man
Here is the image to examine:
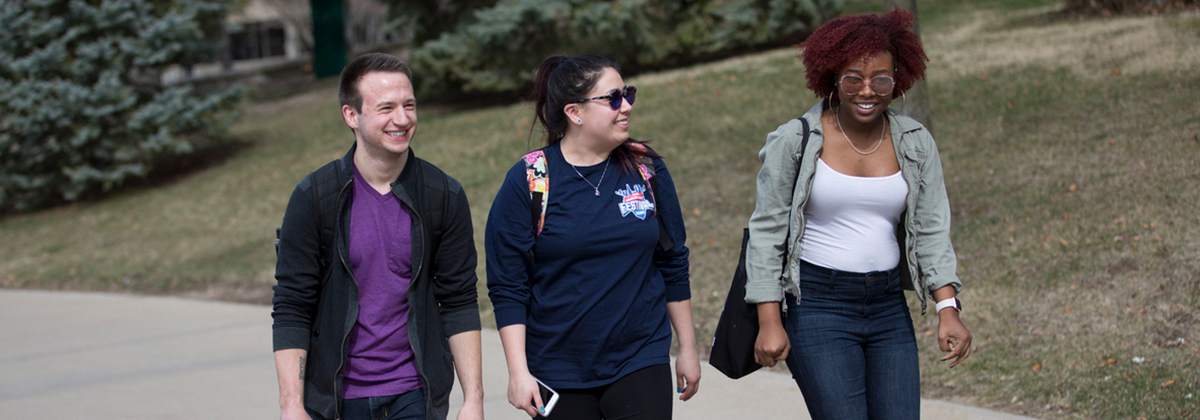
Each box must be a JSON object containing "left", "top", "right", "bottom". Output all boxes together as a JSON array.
[{"left": 272, "top": 53, "right": 483, "bottom": 420}]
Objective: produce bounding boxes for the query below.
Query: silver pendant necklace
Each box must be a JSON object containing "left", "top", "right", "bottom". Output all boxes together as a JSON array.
[{"left": 568, "top": 155, "right": 610, "bottom": 197}]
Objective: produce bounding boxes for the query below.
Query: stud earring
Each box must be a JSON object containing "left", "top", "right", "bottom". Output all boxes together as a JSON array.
[{"left": 576, "top": 118, "right": 582, "bottom": 124}]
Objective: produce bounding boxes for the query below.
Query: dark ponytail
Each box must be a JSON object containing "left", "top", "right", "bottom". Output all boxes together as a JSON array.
[
  {"left": 530, "top": 55, "right": 574, "bottom": 143},
  {"left": 528, "top": 54, "right": 660, "bottom": 173}
]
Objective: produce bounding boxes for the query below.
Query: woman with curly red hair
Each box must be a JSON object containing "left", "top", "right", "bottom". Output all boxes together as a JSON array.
[{"left": 743, "top": 8, "right": 972, "bottom": 419}]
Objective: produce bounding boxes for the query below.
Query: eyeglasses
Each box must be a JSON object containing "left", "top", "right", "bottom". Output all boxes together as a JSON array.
[
  {"left": 839, "top": 75, "right": 895, "bottom": 96},
  {"left": 574, "top": 86, "right": 636, "bottom": 110}
]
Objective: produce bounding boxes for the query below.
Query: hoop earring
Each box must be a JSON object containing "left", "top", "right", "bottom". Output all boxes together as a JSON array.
[
  {"left": 828, "top": 90, "right": 835, "bottom": 107},
  {"left": 902, "top": 90, "right": 907, "bottom": 103}
]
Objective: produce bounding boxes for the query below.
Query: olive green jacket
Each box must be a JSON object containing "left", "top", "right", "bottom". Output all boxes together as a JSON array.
[{"left": 745, "top": 102, "right": 961, "bottom": 313}]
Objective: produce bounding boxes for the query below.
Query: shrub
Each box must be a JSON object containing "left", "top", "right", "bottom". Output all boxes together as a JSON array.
[
  {"left": 408, "top": 0, "right": 842, "bottom": 99},
  {"left": 0, "top": 0, "right": 243, "bottom": 213}
]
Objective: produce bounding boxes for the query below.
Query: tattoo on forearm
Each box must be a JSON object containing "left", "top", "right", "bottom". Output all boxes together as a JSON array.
[{"left": 298, "top": 356, "right": 306, "bottom": 380}]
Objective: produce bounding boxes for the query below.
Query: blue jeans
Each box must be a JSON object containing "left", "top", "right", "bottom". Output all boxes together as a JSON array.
[
  {"left": 308, "top": 388, "right": 426, "bottom": 420},
  {"left": 784, "top": 261, "right": 919, "bottom": 420}
]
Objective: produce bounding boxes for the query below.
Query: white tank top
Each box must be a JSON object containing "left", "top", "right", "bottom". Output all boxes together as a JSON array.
[{"left": 799, "top": 158, "right": 908, "bottom": 272}]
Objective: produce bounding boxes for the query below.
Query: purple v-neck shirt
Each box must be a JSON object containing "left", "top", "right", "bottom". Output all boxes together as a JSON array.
[{"left": 342, "top": 166, "right": 421, "bottom": 399}]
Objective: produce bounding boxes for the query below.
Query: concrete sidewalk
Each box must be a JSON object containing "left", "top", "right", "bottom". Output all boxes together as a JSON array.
[{"left": 0, "top": 290, "right": 1035, "bottom": 420}]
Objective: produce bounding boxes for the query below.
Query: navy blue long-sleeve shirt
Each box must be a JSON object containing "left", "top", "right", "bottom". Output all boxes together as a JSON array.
[{"left": 485, "top": 142, "right": 691, "bottom": 389}]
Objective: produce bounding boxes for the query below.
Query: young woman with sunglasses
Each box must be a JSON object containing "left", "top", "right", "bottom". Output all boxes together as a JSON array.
[
  {"left": 485, "top": 54, "right": 700, "bottom": 419},
  {"left": 745, "top": 8, "right": 972, "bottom": 420}
]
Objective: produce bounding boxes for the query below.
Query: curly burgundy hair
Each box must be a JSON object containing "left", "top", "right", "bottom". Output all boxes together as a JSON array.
[{"left": 800, "top": 7, "right": 928, "bottom": 106}]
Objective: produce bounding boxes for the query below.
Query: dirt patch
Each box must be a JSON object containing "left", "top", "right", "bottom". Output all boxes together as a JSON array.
[{"left": 926, "top": 8, "right": 1200, "bottom": 79}]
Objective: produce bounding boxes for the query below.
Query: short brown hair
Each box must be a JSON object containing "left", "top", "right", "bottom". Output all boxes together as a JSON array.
[{"left": 338, "top": 53, "right": 413, "bottom": 112}]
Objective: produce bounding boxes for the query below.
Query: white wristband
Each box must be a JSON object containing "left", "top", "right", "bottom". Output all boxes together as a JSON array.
[{"left": 935, "top": 297, "right": 961, "bottom": 314}]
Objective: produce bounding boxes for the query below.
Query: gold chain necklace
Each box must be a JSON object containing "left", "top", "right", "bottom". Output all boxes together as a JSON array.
[{"left": 836, "top": 108, "right": 886, "bottom": 156}]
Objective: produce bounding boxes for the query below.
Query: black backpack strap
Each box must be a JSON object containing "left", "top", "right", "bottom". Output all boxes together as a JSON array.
[
  {"left": 274, "top": 159, "right": 342, "bottom": 281},
  {"left": 418, "top": 160, "right": 450, "bottom": 259},
  {"left": 797, "top": 117, "right": 811, "bottom": 160},
  {"left": 310, "top": 159, "right": 343, "bottom": 282}
]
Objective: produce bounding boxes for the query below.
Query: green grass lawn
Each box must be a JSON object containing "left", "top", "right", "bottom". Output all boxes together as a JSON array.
[{"left": 2, "top": 0, "right": 1198, "bottom": 418}]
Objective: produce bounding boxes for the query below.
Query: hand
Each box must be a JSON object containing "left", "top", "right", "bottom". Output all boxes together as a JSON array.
[
  {"left": 456, "top": 398, "right": 484, "bottom": 420},
  {"left": 754, "top": 322, "right": 790, "bottom": 368},
  {"left": 280, "top": 405, "right": 312, "bottom": 420},
  {"left": 937, "top": 309, "right": 972, "bottom": 368},
  {"left": 507, "top": 370, "right": 545, "bottom": 418},
  {"left": 675, "top": 348, "right": 701, "bottom": 401}
]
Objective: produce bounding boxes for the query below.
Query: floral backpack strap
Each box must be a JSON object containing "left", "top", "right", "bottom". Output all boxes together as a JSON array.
[
  {"left": 628, "top": 142, "right": 657, "bottom": 208},
  {"left": 523, "top": 149, "right": 550, "bottom": 236},
  {"left": 627, "top": 142, "right": 674, "bottom": 251}
]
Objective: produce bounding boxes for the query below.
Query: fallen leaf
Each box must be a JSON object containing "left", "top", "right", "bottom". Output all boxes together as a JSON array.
[
  {"left": 1059, "top": 238, "right": 1070, "bottom": 247},
  {"left": 924, "top": 330, "right": 936, "bottom": 337},
  {"left": 693, "top": 208, "right": 702, "bottom": 216},
  {"left": 1063, "top": 212, "right": 1070, "bottom": 220},
  {"left": 1163, "top": 380, "right": 1176, "bottom": 387},
  {"left": 1011, "top": 395, "right": 1020, "bottom": 403},
  {"left": 1032, "top": 363, "right": 1042, "bottom": 372},
  {"left": 1063, "top": 307, "right": 1072, "bottom": 314},
  {"left": 1069, "top": 183, "right": 1078, "bottom": 192},
  {"left": 1006, "top": 100, "right": 1013, "bottom": 109},
  {"left": 1113, "top": 68, "right": 1122, "bottom": 76},
  {"left": 705, "top": 237, "right": 715, "bottom": 245},
  {"left": 1106, "top": 358, "right": 1117, "bottom": 364}
]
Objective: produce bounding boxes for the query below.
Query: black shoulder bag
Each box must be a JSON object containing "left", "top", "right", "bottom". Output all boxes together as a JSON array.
[{"left": 709, "top": 117, "right": 810, "bottom": 379}]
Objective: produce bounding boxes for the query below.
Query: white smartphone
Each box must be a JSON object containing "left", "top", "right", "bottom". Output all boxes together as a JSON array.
[{"left": 533, "top": 377, "right": 560, "bottom": 417}]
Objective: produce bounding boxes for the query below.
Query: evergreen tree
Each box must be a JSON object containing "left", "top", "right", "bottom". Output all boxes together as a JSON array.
[
  {"left": 0, "top": 0, "right": 243, "bottom": 213},
  {"left": 404, "top": 0, "right": 843, "bottom": 99}
]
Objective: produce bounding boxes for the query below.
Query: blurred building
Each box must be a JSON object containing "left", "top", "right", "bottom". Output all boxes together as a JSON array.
[
  {"left": 227, "top": 0, "right": 307, "bottom": 61},
  {"left": 164, "top": 0, "right": 403, "bottom": 96}
]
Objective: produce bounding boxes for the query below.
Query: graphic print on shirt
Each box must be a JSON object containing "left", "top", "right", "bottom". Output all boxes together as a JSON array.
[{"left": 616, "top": 183, "right": 655, "bottom": 220}]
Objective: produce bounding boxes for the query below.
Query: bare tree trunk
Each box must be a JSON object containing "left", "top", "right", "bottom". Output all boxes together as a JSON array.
[{"left": 892, "top": 0, "right": 935, "bottom": 137}]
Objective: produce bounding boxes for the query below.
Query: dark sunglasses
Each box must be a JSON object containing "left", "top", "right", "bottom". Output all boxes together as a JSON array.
[{"left": 574, "top": 86, "right": 636, "bottom": 110}]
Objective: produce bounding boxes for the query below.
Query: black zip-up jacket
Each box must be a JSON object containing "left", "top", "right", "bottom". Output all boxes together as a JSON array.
[{"left": 272, "top": 145, "right": 481, "bottom": 420}]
